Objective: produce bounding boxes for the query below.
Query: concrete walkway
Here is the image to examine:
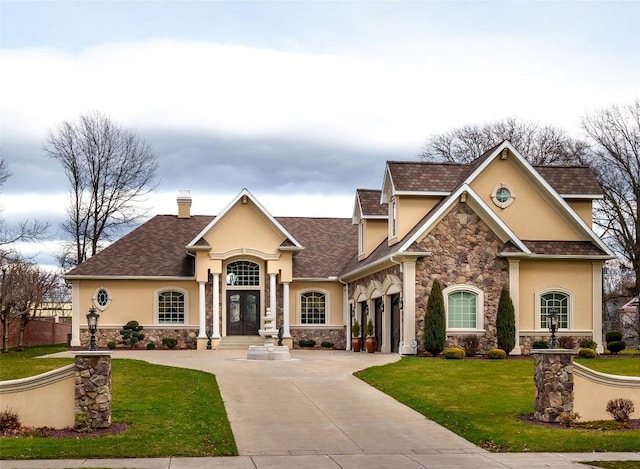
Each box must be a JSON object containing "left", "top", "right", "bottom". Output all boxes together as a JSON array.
[{"left": 3, "top": 349, "right": 640, "bottom": 468}]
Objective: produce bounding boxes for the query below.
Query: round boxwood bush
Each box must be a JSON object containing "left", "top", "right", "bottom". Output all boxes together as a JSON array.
[
  {"left": 443, "top": 346, "right": 465, "bottom": 359},
  {"left": 487, "top": 348, "right": 507, "bottom": 359},
  {"left": 162, "top": 337, "right": 178, "bottom": 349},
  {"left": 579, "top": 339, "right": 597, "bottom": 350},
  {"left": 320, "top": 341, "right": 334, "bottom": 349},
  {"left": 146, "top": 342, "right": 156, "bottom": 350},
  {"left": 607, "top": 340, "right": 627, "bottom": 354},
  {"left": 107, "top": 341, "right": 116, "bottom": 350},
  {"left": 532, "top": 340, "right": 549, "bottom": 349},
  {"left": 578, "top": 347, "right": 597, "bottom": 358},
  {"left": 605, "top": 330, "right": 623, "bottom": 343},
  {"left": 298, "top": 339, "right": 316, "bottom": 347}
]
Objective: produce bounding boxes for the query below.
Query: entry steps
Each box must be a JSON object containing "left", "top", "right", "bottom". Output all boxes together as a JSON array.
[{"left": 216, "top": 335, "right": 264, "bottom": 350}]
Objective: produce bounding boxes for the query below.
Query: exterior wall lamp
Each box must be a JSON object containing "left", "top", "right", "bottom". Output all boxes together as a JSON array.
[{"left": 86, "top": 306, "right": 100, "bottom": 351}]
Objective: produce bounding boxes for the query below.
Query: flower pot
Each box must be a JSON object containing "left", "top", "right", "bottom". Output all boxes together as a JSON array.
[
  {"left": 352, "top": 337, "right": 362, "bottom": 352},
  {"left": 365, "top": 336, "right": 376, "bottom": 353}
]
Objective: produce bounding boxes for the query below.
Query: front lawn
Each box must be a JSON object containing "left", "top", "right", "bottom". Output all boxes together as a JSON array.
[
  {"left": 356, "top": 356, "right": 640, "bottom": 452},
  {"left": 1, "top": 347, "right": 237, "bottom": 459}
]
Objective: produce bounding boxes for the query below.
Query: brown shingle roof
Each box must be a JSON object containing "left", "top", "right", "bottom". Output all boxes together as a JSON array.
[
  {"left": 277, "top": 217, "right": 357, "bottom": 278},
  {"left": 357, "top": 189, "right": 387, "bottom": 217},
  {"left": 66, "top": 215, "right": 214, "bottom": 277},
  {"left": 535, "top": 166, "right": 603, "bottom": 196},
  {"left": 502, "top": 240, "right": 608, "bottom": 256},
  {"left": 387, "top": 162, "right": 469, "bottom": 192}
]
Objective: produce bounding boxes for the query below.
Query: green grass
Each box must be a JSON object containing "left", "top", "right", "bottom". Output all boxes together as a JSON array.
[
  {"left": 356, "top": 356, "right": 640, "bottom": 452},
  {"left": 0, "top": 345, "right": 73, "bottom": 380},
  {"left": 586, "top": 463, "right": 640, "bottom": 469},
  {"left": 576, "top": 356, "right": 640, "bottom": 376},
  {"left": 1, "top": 347, "right": 237, "bottom": 459}
]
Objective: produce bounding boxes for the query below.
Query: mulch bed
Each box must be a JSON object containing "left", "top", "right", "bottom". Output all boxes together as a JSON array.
[
  {"left": 2, "top": 422, "right": 128, "bottom": 438},
  {"left": 519, "top": 414, "right": 640, "bottom": 431}
]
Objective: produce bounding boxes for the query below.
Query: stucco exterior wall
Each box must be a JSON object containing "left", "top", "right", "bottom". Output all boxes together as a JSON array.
[
  {"left": 414, "top": 203, "right": 509, "bottom": 352},
  {"left": 289, "top": 281, "right": 344, "bottom": 326},
  {"left": 362, "top": 218, "right": 388, "bottom": 258},
  {"left": 471, "top": 157, "right": 579, "bottom": 240},
  {"left": 518, "top": 260, "right": 594, "bottom": 331},
  {"left": 566, "top": 200, "right": 594, "bottom": 228},
  {"left": 396, "top": 196, "right": 440, "bottom": 243},
  {"left": 77, "top": 279, "right": 200, "bottom": 328}
]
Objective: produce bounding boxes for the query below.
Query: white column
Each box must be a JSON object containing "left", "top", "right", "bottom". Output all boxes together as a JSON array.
[
  {"left": 212, "top": 273, "right": 221, "bottom": 338},
  {"left": 71, "top": 282, "right": 81, "bottom": 347},
  {"left": 593, "top": 261, "right": 604, "bottom": 353},
  {"left": 400, "top": 260, "right": 417, "bottom": 355},
  {"left": 198, "top": 281, "right": 206, "bottom": 338},
  {"left": 270, "top": 273, "right": 277, "bottom": 314},
  {"left": 509, "top": 259, "right": 521, "bottom": 355},
  {"left": 283, "top": 281, "right": 291, "bottom": 337}
]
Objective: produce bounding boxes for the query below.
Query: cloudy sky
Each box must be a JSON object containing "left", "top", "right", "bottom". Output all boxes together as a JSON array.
[{"left": 1, "top": 0, "right": 639, "bottom": 269}]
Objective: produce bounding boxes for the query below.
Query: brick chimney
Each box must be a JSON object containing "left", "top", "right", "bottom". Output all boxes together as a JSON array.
[{"left": 177, "top": 190, "right": 192, "bottom": 219}]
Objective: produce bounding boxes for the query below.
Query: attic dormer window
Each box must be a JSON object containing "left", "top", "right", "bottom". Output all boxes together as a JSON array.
[{"left": 491, "top": 183, "right": 515, "bottom": 209}]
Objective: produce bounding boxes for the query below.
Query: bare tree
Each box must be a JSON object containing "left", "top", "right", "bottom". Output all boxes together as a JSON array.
[
  {"left": 0, "top": 254, "right": 57, "bottom": 352},
  {"left": 420, "top": 117, "right": 590, "bottom": 165},
  {"left": 43, "top": 112, "right": 159, "bottom": 266},
  {"left": 582, "top": 100, "right": 640, "bottom": 343}
]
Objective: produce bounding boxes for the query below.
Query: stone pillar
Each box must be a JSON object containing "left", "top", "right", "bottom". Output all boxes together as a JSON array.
[
  {"left": 74, "top": 352, "right": 112, "bottom": 429},
  {"left": 533, "top": 349, "right": 575, "bottom": 422}
]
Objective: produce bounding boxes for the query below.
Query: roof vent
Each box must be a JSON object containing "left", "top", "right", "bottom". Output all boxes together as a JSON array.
[{"left": 177, "top": 190, "right": 192, "bottom": 219}]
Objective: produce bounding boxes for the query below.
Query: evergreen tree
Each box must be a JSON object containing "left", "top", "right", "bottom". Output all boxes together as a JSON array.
[
  {"left": 423, "top": 278, "right": 446, "bottom": 355},
  {"left": 496, "top": 285, "right": 516, "bottom": 354}
]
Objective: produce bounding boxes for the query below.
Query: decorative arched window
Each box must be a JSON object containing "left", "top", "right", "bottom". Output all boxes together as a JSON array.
[
  {"left": 300, "top": 291, "right": 327, "bottom": 325},
  {"left": 93, "top": 286, "right": 111, "bottom": 311},
  {"left": 226, "top": 260, "right": 260, "bottom": 286},
  {"left": 539, "top": 291, "right": 569, "bottom": 329},
  {"left": 443, "top": 284, "right": 484, "bottom": 331},
  {"left": 157, "top": 290, "right": 186, "bottom": 324}
]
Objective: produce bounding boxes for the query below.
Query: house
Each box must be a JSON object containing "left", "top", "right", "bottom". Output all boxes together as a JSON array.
[
  {"left": 65, "top": 141, "right": 614, "bottom": 354},
  {"left": 617, "top": 297, "right": 639, "bottom": 346}
]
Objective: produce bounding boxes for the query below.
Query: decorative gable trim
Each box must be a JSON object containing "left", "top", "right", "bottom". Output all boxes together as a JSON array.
[
  {"left": 209, "top": 248, "right": 281, "bottom": 261},
  {"left": 399, "top": 183, "right": 530, "bottom": 254},
  {"left": 187, "top": 188, "right": 303, "bottom": 249},
  {"left": 462, "top": 141, "right": 613, "bottom": 256}
]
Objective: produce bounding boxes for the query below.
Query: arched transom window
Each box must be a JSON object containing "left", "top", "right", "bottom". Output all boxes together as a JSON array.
[
  {"left": 300, "top": 291, "right": 327, "bottom": 325},
  {"left": 443, "top": 284, "right": 484, "bottom": 331},
  {"left": 226, "top": 260, "right": 260, "bottom": 286},
  {"left": 540, "top": 292, "right": 569, "bottom": 329}
]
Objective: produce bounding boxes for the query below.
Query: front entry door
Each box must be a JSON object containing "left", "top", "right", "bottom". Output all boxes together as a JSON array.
[{"left": 227, "top": 290, "right": 260, "bottom": 335}]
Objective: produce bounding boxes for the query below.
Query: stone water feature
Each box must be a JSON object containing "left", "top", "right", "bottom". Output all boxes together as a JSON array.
[{"left": 247, "top": 307, "right": 291, "bottom": 360}]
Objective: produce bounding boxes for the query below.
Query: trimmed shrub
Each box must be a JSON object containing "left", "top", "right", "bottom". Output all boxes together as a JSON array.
[
  {"left": 605, "top": 330, "right": 623, "bottom": 343},
  {"left": 578, "top": 347, "right": 597, "bottom": 358},
  {"left": 351, "top": 319, "right": 361, "bottom": 338},
  {"left": 423, "top": 278, "right": 446, "bottom": 356},
  {"left": 487, "top": 348, "right": 507, "bottom": 359},
  {"left": 0, "top": 408, "right": 22, "bottom": 436},
  {"left": 107, "top": 341, "right": 116, "bottom": 350},
  {"left": 320, "top": 341, "right": 334, "bottom": 349},
  {"left": 606, "top": 398, "right": 635, "bottom": 423},
  {"left": 299, "top": 339, "right": 316, "bottom": 347},
  {"left": 120, "top": 320, "right": 145, "bottom": 348},
  {"left": 607, "top": 340, "right": 627, "bottom": 354},
  {"left": 461, "top": 335, "right": 480, "bottom": 357},
  {"left": 532, "top": 340, "right": 549, "bottom": 349},
  {"left": 558, "top": 336, "right": 575, "bottom": 349},
  {"left": 496, "top": 285, "right": 515, "bottom": 354},
  {"left": 579, "top": 339, "right": 597, "bottom": 350},
  {"left": 162, "top": 337, "right": 178, "bottom": 349},
  {"left": 146, "top": 342, "right": 156, "bottom": 350},
  {"left": 443, "top": 347, "right": 465, "bottom": 359}
]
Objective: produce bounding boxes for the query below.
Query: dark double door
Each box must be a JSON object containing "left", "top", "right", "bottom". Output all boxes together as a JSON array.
[{"left": 227, "top": 290, "right": 259, "bottom": 335}]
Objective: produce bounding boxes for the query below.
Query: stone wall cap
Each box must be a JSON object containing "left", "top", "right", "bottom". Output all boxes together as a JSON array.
[
  {"left": 531, "top": 349, "right": 577, "bottom": 355},
  {"left": 72, "top": 351, "right": 113, "bottom": 357}
]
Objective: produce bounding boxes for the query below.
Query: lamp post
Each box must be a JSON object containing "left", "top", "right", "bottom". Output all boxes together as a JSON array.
[
  {"left": 86, "top": 306, "right": 100, "bottom": 351},
  {"left": 548, "top": 308, "right": 559, "bottom": 349}
]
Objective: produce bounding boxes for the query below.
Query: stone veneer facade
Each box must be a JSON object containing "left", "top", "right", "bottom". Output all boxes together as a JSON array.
[
  {"left": 533, "top": 350, "right": 576, "bottom": 422},
  {"left": 74, "top": 353, "right": 111, "bottom": 429},
  {"left": 414, "top": 204, "right": 509, "bottom": 354},
  {"left": 81, "top": 328, "right": 198, "bottom": 349}
]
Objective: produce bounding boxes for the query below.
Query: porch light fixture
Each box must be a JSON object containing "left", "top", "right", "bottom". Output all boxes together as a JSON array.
[
  {"left": 548, "top": 308, "right": 559, "bottom": 349},
  {"left": 86, "top": 306, "right": 100, "bottom": 351}
]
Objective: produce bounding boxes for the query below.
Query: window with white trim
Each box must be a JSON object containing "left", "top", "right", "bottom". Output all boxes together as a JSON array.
[
  {"left": 443, "top": 285, "right": 484, "bottom": 331},
  {"left": 158, "top": 290, "right": 185, "bottom": 324},
  {"left": 300, "top": 291, "right": 327, "bottom": 325},
  {"left": 539, "top": 291, "right": 569, "bottom": 329},
  {"left": 226, "top": 260, "right": 260, "bottom": 286},
  {"left": 390, "top": 197, "right": 397, "bottom": 239},
  {"left": 93, "top": 286, "right": 111, "bottom": 311}
]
